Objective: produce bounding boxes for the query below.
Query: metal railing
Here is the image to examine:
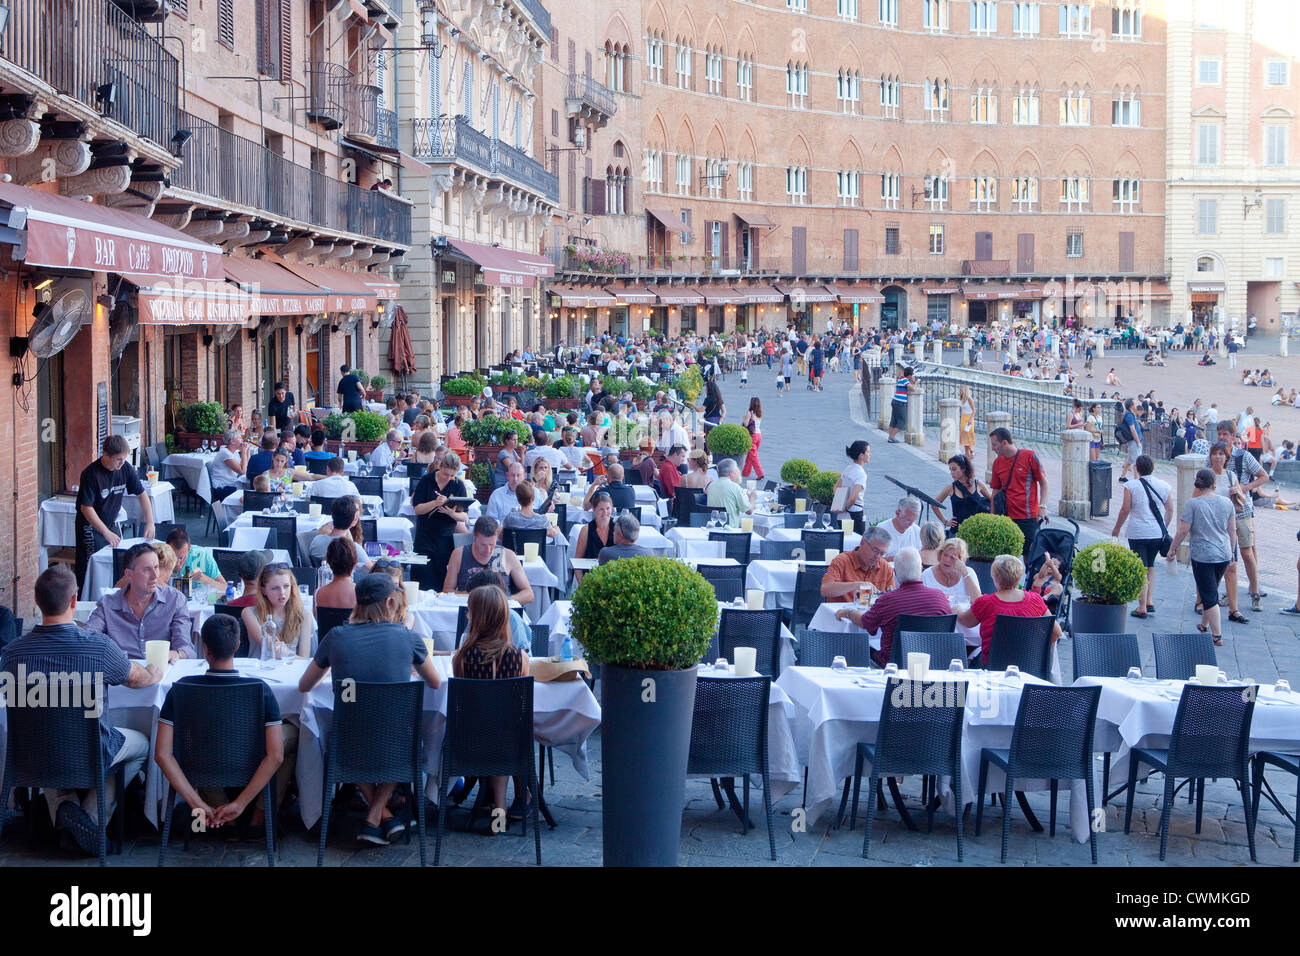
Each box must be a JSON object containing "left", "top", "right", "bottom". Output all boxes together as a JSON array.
[
  {"left": 172, "top": 110, "right": 410, "bottom": 246},
  {"left": 375, "top": 107, "right": 398, "bottom": 150},
  {"left": 343, "top": 83, "right": 398, "bottom": 150},
  {"left": 1, "top": 0, "right": 179, "bottom": 147},
  {"left": 568, "top": 71, "right": 617, "bottom": 117},
  {"left": 305, "top": 60, "right": 351, "bottom": 129},
  {"left": 412, "top": 116, "right": 558, "bottom": 202}
]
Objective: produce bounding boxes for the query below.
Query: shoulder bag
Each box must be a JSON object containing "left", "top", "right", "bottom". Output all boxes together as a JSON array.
[
  {"left": 1137, "top": 477, "right": 1173, "bottom": 557},
  {"left": 991, "top": 450, "right": 1021, "bottom": 516}
]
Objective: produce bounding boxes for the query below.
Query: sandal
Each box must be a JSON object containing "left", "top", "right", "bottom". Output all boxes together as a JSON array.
[
  {"left": 1147, "top": 605, "right": 1156, "bottom": 613},
  {"left": 1228, "top": 611, "right": 1250, "bottom": 624},
  {"left": 1130, "top": 609, "right": 1148, "bottom": 619},
  {"left": 1197, "top": 623, "right": 1208, "bottom": 633},
  {"left": 1213, "top": 636, "right": 1223, "bottom": 647}
]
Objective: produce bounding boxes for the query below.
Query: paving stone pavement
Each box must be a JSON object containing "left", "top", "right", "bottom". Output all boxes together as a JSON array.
[{"left": 3, "top": 360, "right": 1295, "bottom": 867}]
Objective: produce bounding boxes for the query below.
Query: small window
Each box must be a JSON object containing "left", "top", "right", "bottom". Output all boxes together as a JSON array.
[
  {"left": 1196, "top": 124, "right": 1220, "bottom": 165},
  {"left": 885, "top": 226, "right": 900, "bottom": 254},
  {"left": 929, "top": 224, "right": 945, "bottom": 254},
  {"left": 1066, "top": 231, "right": 1083, "bottom": 257},
  {"left": 1266, "top": 197, "right": 1286, "bottom": 235},
  {"left": 1197, "top": 198, "right": 1218, "bottom": 235},
  {"left": 1265, "top": 257, "right": 1284, "bottom": 278},
  {"left": 1196, "top": 256, "right": 1214, "bottom": 273},
  {"left": 1265, "top": 125, "right": 1288, "bottom": 166},
  {"left": 1197, "top": 58, "right": 1221, "bottom": 85},
  {"left": 1266, "top": 60, "right": 1289, "bottom": 86}
]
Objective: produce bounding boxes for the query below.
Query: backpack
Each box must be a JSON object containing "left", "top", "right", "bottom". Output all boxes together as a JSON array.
[{"left": 1114, "top": 421, "right": 1133, "bottom": 444}]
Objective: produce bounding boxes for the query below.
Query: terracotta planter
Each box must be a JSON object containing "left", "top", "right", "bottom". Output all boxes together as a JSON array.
[
  {"left": 329, "top": 439, "right": 381, "bottom": 456},
  {"left": 548, "top": 397, "right": 580, "bottom": 410},
  {"left": 471, "top": 444, "right": 504, "bottom": 464},
  {"left": 174, "top": 431, "right": 226, "bottom": 451},
  {"left": 366, "top": 389, "right": 386, "bottom": 401},
  {"left": 444, "top": 395, "right": 478, "bottom": 407}
]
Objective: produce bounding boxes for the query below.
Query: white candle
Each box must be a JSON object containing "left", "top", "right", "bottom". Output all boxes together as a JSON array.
[
  {"left": 403, "top": 581, "right": 420, "bottom": 607},
  {"left": 733, "top": 646, "right": 757, "bottom": 677},
  {"left": 145, "top": 640, "right": 170, "bottom": 672},
  {"left": 907, "top": 652, "right": 930, "bottom": 682},
  {"left": 746, "top": 589, "right": 764, "bottom": 610},
  {"left": 794, "top": 498, "right": 807, "bottom": 513},
  {"left": 308, "top": 503, "right": 322, "bottom": 517},
  {"left": 1195, "top": 664, "right": 1218, "bottom": 685},
  {"left": 740, "top": 517, "right": 754, "bottom": 533},
  {"left": 523, "top": 541, "right": 540, "bottom": 562},
  {"left": 841, "top": 518, "right": 854, "bottom": 535}
]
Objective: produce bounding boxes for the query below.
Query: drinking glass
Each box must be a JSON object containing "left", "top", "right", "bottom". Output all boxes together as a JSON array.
[
  {"left": 1275, "top": 679, "right": 1292, "bottom": 695},
  {"left": 1126, "top": 666, "right": 1143, "bottom": 681},
  {"left": 949, "top": 658, "right": 965, "bottom": 672},
  {"left": 714, "top": 657, "right": 730, "bottom": 673},
  {"left": 831, "top": 656, "right": 848, "bottom": 673},
  {"left": 883, "top": 663, "right": 899, "bottom": 677},
  {"left": 299, "top": 584, "right": 310, "bottom": 603},
  {"left": 1003, "top": 665, "right": 1021, "bottom": 681}
]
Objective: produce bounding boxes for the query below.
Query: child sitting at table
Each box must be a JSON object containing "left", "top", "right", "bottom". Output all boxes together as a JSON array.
[{"left": 252, "top": 473, "right": 271, "bottom": 492}]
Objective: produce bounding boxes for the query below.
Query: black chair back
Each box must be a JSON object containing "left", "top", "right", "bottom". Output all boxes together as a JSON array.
[
  {"left": 874, "top": 677, "right": 965, "bottom": 778},
  {"left": 708, "top": 530, "right": 752, "bottom": 567},
  {"left": 699, "top": 563, "right": 745, "bottom": 603},
  {"left": 1005, "top": 684, "right": 1102, "bottom": 780},
  {"left": 1072, "top": 632, "right": 1140, "bottom": 678},
  {"left": 111, "top": 548, "right": 130, "bottom": 584},
  {"left": 503, "top": 527, "right": 549, "bottom": 557},
  {"left": 406, "top": 461, "right": 427, "bottom": 479},
  {"left": 896, "top": 613, "right": 957, "bottom": 633},
  {"left": 252, "top": 515, "right": 300, "bottom": 565},
  {"left": 986, "top": 615, "right": 1056, "bottom": 679},
  {"left": 243, "top": 491, "right": 279, "bottom": 512},
  {"left": 306, "top": 457, "right": 330, "bottom": 476},
  {"left": 152, "top": 521, "right": 179, "bottom": 543},
  {"left": 442, "top": 677, "right": 536, "bottom": 778},
  {"left": 353, "top": 476, "right": 383, "bottom": 497},
  {"left": 360, "top": 518, "right": 379, "bottom": 546},
  {"left": 791, "top": 566, "right": 829, "bottom": 631},
  {"left": 800, "top": 529, "right": 844, "bottom": 562},
  {"left": 164, "top": 680, "right": 270, "bottom": 789},
  {"left": 530, "top": 624, "right": 550, "bottom": 656},
  {"left": 311, "top": 495, "right": 341, "bottom": 513},
  {"left": 454, "top": 606, "right": 469, "bottom": 648},
  {"left": 718, "top": 608, "right": 783, "bottom": 678},
  {"left": 1152, "top": 632, "right": 1217, "bottom": 681},
  {"left": 896, "top": 631, "right": 968, "bottom": 668},
  {"left": 291, "top": 566, "right": 318, "bottom": 594},
  {"left": 782, "top": 512, "right": 809, "bottom": 529},
  {"left": 623, "top": 465, "right": 645, "bottom": 485},
  {"left": 798, "top": 629, "right": 872, "bottom": 668},
  {"left": 687, "top": 511, "right": 710, "bottom": 528},
  {"left": 213, "top": 604, "right": 252, "bottom": 657},
  {"left": 1167, "top": 684, "right": 1256, "bottom": 781},
  {"left": 315, "top": 605, "right": 352, "bottom": 641}
]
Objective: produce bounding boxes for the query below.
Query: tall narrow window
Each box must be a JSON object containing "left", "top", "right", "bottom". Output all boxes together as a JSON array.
[
  {"left": 879, "top": 75, "right": 900, "bottom": 117},
  {"left": 926, "top": 175, "right": 949, "bottom": 210},
  {"left": 1058, "top": 2, "right": 1091, "bottom": 36},
  {"left": 879, "top": 0, "right": 898, "bottom": 24},
  {"left": 929, "top": 224, "right": 945, "bottom": 254},
  {"left": 925, "top": 78, "right": 950, "bottom": 119},
  {"left": 1059, "top": 88, "right": 1090, "bottom": 125},
  {"left": 462, "top": 61, "right": 474, "bottom": 121},
  {"left": 1012, "top": 1, "right": 1040, "bottom": 34},
  {"left": 675, "top": 154, "right": 691, "bottom": 195},
  {"left": 1111, "top": 0, "right": 1142, "bottom": 38},
  {"left": 1060, "top": 176, "right": 1089, "bottom": 211},
  {"left": 218, "top": 0, "right": 235, "bottom": 48},
  {"left": 838, "top": 70, "right": 860, "bottom": 113},
  {"left": 970, "top": 176, "right": 997, "bottom": 210},
  {"left": 737, "top": 162, "right": 753, "bottom": 200},
  {"left": 880, "top": 172, "right": 900, "bottom": 209},
  {"left": 1197, "top": 198, "right": 1218, "bottom": 235},
  {"left": 1111, "top": 93, "right": 1140, "bottom": 127},
  {"left": 1012, "top": 88, "right": 1039, "bottom": 124},
  {"left": 705, "top": 48, "right": 723, "bottom": 95},
  {"left": 923, "top": 0, "right": 949, "bottom": 30},
  {"left": 1112, "top": 177, "right": 1139, "bottom": 211},
  {"left": 838, "top": 0, "right": 859, "bottom": 20},
  {"left": 1011, "top": 176, "right": 1038, "bottom": 209},
  {"left": 1266, "top": 198, "right": 1286, "bottom": 235},
  {"left": 1196, "top": 124, "right": 1220, "bottom": 165},
  {"left": 969, "top": 1, "right": 997, "bottom": 33},
  {"left": 736, "top": 55, "right": 753, "bottom": 101},
  {"left": 1266, "top": 125, "right": 1288, "bottom": 166},
  {"left": 837, "top": 170, "right": 860, "bottom": 206},
  {"left": 786, "top": 166, "right": 808, "bottom": 203},
  {"left": 970, "top": 88, "right": 997, "bottom": 124}
]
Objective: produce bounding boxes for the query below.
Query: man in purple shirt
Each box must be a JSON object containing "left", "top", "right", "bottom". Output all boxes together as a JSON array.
[
  {"left": 84, "top": 542, "right": 195, "bottom": 661},
  {"left": 835, "top": 547, "right": 952, "bottom": 666}
]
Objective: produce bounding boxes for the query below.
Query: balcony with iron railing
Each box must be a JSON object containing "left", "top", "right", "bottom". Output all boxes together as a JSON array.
[
  {"left": 344, "top": 83, "right": 398, "bottom": 150},
  {"left": 0, "top": 0, "right": 179, "bottom": 148},
  {"left": 172, "top": 111, "right": 411, "bottom": 247},
  {"left": 304, "top": 61, "right": 351, "bottom": 130},
  {"left": 412, "top": 116, "right": 558, "bottom": 203},
  {"left": 512, "top": 0, "right": 551, "bottom": 40},
  {"left": 566, "top": 72, "right": 617, "bottom": 127}
]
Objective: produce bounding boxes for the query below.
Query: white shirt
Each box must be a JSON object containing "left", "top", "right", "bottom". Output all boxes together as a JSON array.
[
  {"left": 557, "top": 444, "right": 589, "bottom": 470},
  {"left": 840, "top": 462, "right": 867, "bottom": 513},
  {"left": 211, "top": 445, "right": 243, "bottom": 487},
  {"left": 1123, "top": 476, "right": 1171, "bottom": 541},
  {"left": 311, "top": 475, "right": 361, "bottom": 499},
  {"left": 1205, "top": 407, "right": 1219, "bottom": 424},
  {"left": 657, "top": 421, "right": 690, "bottom": 454},
  {"left": 486, "top": 484, "right": 521, "bottom": 522},
  {"left": 525, "top": 444, "right": 566, "bottom": 472},
  {"left": 922, "top": 565, "right": 979, "bottom": 602},
  {"left": 880, "top": 518, "right": 922, "bottom": 559},
  {"left": 369, "top": 442, "right": 397, "bottom": 470}
]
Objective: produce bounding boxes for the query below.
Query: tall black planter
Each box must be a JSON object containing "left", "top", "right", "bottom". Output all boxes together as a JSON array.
[
  {"left": 1069, "top": 599, "right": 1128, "bottom": 636},
  {"left": 600, "top": 664, "right": 698, "bottom": 866}
]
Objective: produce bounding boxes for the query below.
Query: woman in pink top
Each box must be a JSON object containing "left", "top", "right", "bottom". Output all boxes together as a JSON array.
[
  {"left": 445, "top": 408, "right": 469, "bottom": 452},
  {"left": 957, "top": 553, "right": 1060, "bottom": 663}
]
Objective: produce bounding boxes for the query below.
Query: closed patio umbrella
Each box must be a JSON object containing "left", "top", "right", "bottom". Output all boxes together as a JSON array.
[{"left": 388, "top": 305, "right": 416, "bottom": 389}]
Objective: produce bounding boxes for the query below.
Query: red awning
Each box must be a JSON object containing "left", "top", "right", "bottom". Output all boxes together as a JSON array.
[
  {"left": 773, "top": 283, "right": 836, "bottom": 303},
  {"left": 608, "top": 284, "right": 657, "bottom": 304},
  {"left": 447, "top": 238, "right": 555, "bottom": 288},
  {"left": 735, "top": 210, "right": 776, "bottom": 228},
  {"left": 646, "top": 208, "right": 679, "bottom": 229},
  {"left": 961, "top": 283, "right": 1023, "bottom": 300},
  {"left": 826, "top": 282, "right": 883, "bottom": 303},
  {"left": 697, "top": 284, "right": 745, "bottom": 305},
  {"left": 648, "top": 284, "right": 704, "bottom": 305},
  {"left": 123, "top": 273, "right": 251, "bottom": 325},
  {"left": 922, "top": 282, "right": 959, "bottom": 295},
  {"left": 1017, "top": 283, "right": 1046, "bottom": 299},
  {"left": 551, "top": 285, "right": 616, "bottom": 308},
  {"left": 737, "top": 285, "right": 785, "bottom": 304},
  {"left": 0, "top": 182, "right": 223, "bottom": 280},
  {"left": 262, "top": 253, "right": 380, "bottom": 312},
  {"left": 222, "top": 255, "right": 334, "bottom": 315}
]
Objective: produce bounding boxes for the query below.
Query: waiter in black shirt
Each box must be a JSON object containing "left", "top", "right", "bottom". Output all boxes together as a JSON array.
[
  {"left": 267, "top": 381, "right": 296, "bottom": 429},
  {"left": 75, "top": 434, "right": 154, "bottom": 591},
  {"left": 336, "top": 364, "right": 364, "bottom": 413}
]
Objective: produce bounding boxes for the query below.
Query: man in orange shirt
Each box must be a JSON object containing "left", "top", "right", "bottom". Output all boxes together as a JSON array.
[{"left": 820, "top": 525, "right": 896, "bottom": 602}]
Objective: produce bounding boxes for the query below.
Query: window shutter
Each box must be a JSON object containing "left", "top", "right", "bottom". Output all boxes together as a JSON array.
[
  {"left": 255, "top": 0, "right": 270, "bottom": 73},
  {"left": 1017, "top": 233, "right": 1034, "bottom": 272},
  {"left": 792, "top": 226, "right": 807, "bottom": 274},
  {"left": 218, "top": 0, "right": 235, "bottom": 50},
  {"left": 279, "top": 0, "right": 292, "bottom": 82},
  {"left": 173, "top": 0, "right": 188, "bottom": 16},
  {"left": 568, "top": 39, "right": 576, "bottom": 73},
  {"left": 721, "top": 221, "right": 730, "bottom": 267},
  {"left": 1119, "top": 231, "right": 1134, "bottom": 273},
  {"left": 585, "top": 50, "right": 593, "bottom": 77},
  {"left": 736, "top": 221, "right": 744, "bottom": 267},
  {"left": 568, "top": 152, "right": 577, "bottom": 207},
  {"left": 550, "top": 28, "right": 559, "bottom": 60},
  {"left": 844, "top": 228, "right": 859, "bottom": 270},
  {"left": 752, "top": 227, "right": 762, "bottom": 266},
  {"left": 587, "top": 178, "right": 606, "bottom": 215}
]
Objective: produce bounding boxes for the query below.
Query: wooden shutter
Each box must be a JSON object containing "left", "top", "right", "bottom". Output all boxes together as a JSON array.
[
  {"left": 975, "top": 231, "right": 993, "bottom": 261},
  {"left": 279, "top": 0, "right": 292, "bottom": 82},
  {"left": 721, "top": 221, "right": 730, "bottom": 267},
  {"left": 218, "top": 0, "right": 235, "bottom": 50},
  {"left": 792, "top": 226, "right": 807, "bottom": 274},
  {"left": 585, "top": 50, "right": 593, "bottom": 77},
  {"left": 585, "top": 178, "right": 606, "bottom": 215},
  {"left": 550, "top": 28, "right": 559, "bottom": 61},
  {"left": 752, "top": 227, "right": 761, "bottom": 267},
  {"left": 1119, "top": 231, "right": 1135, "bottom": 273},
  {"left": 844, "top": 228, "right": 859, "bottom": 271},
  {"left": 736, "top": 222, "right": 744, "bottom": 269},
  {"left": 1016, "top": 233, "right": 1034, "bottom": 272},
  {"left": 568, "top": 39, "right": 576, "bottom": 73},
  {"left": 173, "top": 0, "right": 188, "bottom": 16},
  {"left": 567, "top": 153, "right": 577, "bottom": 208},
  {"left": 255, "top": 0, "right": 268, "bottom": 74}
]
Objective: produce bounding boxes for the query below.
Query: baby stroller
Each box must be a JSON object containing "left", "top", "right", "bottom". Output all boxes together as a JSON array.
[{"left": 1023, "top": 517, "right": 1080, "bottom": 630}]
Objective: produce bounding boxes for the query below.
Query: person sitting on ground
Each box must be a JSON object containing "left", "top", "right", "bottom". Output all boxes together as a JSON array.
[
  {"left": 1199, "top": 350, "right": 1217, "bottom": 366},
  {"left": 0, "top": 565, "right": 161, "bottom": 855},
  {"left": 957, "top": 553, "right": 1061, "bottom": 664},
  {"left": 154, "top": 614, "right": 287, "bottom": 833},
  {"left": 833, "top": 548, "right": 951, "bottom": 666},
  {"left": 310, "top": 456, "right": 361, "bottom": 499},
  {"left": 820, "top": 525, "right": 896, "bottom": 602},
  {"left": 597, "top": 513, "right": 652, "bottom": 565},
  {"left": 298, "top": 573, "right": 440, "bottom": 845}
]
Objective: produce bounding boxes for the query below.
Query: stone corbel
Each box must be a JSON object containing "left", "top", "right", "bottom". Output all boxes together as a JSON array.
[
  {"left": 351, "top": 245, "right": 376, "bottom": 264},
  {"left": 431, "top": 171, "right": 456, "bottom": 197},
  {"left": 59, "top": 162, "right": 132, "bottom": 197},
  {"left": 12, "top": 138, "right": 91, "bottom": 186},
  {"left": 183, "top": 219, "right": 226, "bottom": 239},
  {"left": 0, "top": 118, "right": 41, "bottom": 158},
  {"left": 329, "top": 243, "right": 355, "bottom": 259},
  {"left": 367, "top": 252, "right": 391, "bottom": 266},
  {"left": 238, "top": 229, "right": 272, "bottom": 246},
  {"left": 215, "top": 220, "right": 251, "bottom": 244},
  {"left": 280, "top": 236, "right": 314, "bottom": 257},
  {"left": 152, "top": 205, "right": 195, "bottom": 230},
  {"left": 309, "top": 241, "right": 337, "bottom": 263},
  {"left": 103, "top": 180, "right": 166, "bottom": 217}
]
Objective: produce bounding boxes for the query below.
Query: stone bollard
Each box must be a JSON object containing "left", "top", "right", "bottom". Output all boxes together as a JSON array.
[
  {"left": 962, "top": 337, "right": 972, "bottom": 367},
  {"left": 1217, "top": 325, "right": 1228, "bottom": 358},
  {"left": 892, "top": 343, "right": 904, "bottom": 370},
  {"left": 985, "top": 411, "right": 1012, "bottom": 483},
  {"left": 938, "top": 397, "right": 960, "bottom": 462},
  {"left": 906, "top": 385, "right": 925, "bottom": 446},
  {"left": 1174, "top": 453, "right": 1202, "bottom": 564},
  {"left": 1280, "top": 325, "right": 1289, "bottom": 358},
  {"left": 1095, "top": 335, "right": 1104, "bottom": 360},
  {"left": 1057, "top": 429, "right": 1092, "bottom": 520},
  {"left": 913, "top": 341, "right": 926, "bottom": 367},
  {"left": 878, "top": 376, "right": 895, "bottom": 431},
  {"left": 932, "top": 341, "right": 944, "bottom": 365}
]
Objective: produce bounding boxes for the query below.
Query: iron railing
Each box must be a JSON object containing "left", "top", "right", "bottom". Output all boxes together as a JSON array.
[
  {"left": 412, "top": 116, "right": 558, "bottom": 202},
  {"left": 344, "top": 83, "right": 397, "bottom": 149},
  {"left": 1, "top": 0, "right": 179, "bottom": 148},
  {"left": 304, "top": 60, "right": 351, "bottom": 129},
  {"left": 567, "top": 71, "right": 617, "bottom": 117},
  {"left": 375, "top": 107, "right": 398, "bottom": 150},
  {"left": 172, "top": 110, "right": 411, "bottom": 246}
]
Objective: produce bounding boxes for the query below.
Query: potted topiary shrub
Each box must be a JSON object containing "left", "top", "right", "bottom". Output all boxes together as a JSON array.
[
  {"left": 542, "top": 374, "right": 581, "bottom": 410},
  {"left": 778, "top": 457, "right": 819, "bottom": 508},
  {"left": 569, "top": 556, "right": 718, "bottom": 866},
  {"left": 461, "top": 414, "right": 530, "bottom": 464},
  {"left": 705, "top": 423, "right": 752, "bottom": 474},
  {"left": 176, "top": 401, "right": 229, "bottom": 450},
  {"left": 808, "top": 470, "right": 841, "bottom": 508},
  {"left": 466, "top": 462, "right": 494, "bottom": 504},
  {"left": 321, "top": 409, "right": 388, "bottom": 454},
  {"left": 367, "top": 373, "right": 388, "bottom": 401},
  {"left": 956, "top": 513, "right": 1026, "bottom": 593},
  {"left": 442, "top": 375, "right": 486, "bottom": 406},
  {"left": 1070, "top": 542, "right": 1147, "bottom": 635}
]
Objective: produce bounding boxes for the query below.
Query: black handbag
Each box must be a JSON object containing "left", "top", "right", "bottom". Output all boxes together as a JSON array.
[
  {"left": 991, "top": 450, "right": 1021, "bottom": 516},
  {"left": 1137, "top": 477, "right": 1173, "bottom": 556}
]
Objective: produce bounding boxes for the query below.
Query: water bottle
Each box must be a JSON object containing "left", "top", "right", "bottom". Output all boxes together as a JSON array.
[
  {"left": 559, "top": 635, "right": 573, "bottom": 661},
  {"left": 225, "top": 580, "right": 236, "bottom": 603},
  {"left": 259, "top": 616, "right": 279, "bottom": 669}
]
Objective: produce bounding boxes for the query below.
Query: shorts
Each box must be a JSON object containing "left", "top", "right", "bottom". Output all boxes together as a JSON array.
[
  {"left": 1089, "top": 441, "right": 1102, "bottom": 451},
  {"left": 1236, "top": 514, "right": 1255, "bottom": 549},
  {"left": 1128, "top": 538, "right": 1164, "bottom": 568},
  {"left": 1191, "top": 560, "right": 1230, "bottom": 610},
  {"left": 1124, "top": 440, "right": 1142, "bottom": 465},
  {"left": 889, "top": 400, "right": 907, "bottom": 430}
]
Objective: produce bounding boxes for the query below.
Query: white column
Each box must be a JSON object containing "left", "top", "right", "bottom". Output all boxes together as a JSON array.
[
  {"left": 891, "top": 343, "right": 904, "bottom": 370},
  {"left": 1174, "top": 453, "right": 1202, "bottom": 564},
  {"left": 877, "top": 376, "right": 895, "bottom": 431},
  {"left": 938, "top": 397, "right": 960, "bottom": 462},
  {"left": 912, "top": 340, "right": 926, "bottom": 366},
  {"left": 1058, "top": 429, "right": 1092, "bottom": 520},
  {"left": 961, "top": 336, "right": 972, "bottom": 367},
  {"left": 1280, "top": 317, "right": 1289, "bottom": 357},
  {"left": 1094, "top": 334, "right": 1105, "bottom": 359},
  {"left": 932, "top": 340, "right": 943, "bottom": 365},
  {"left": 1217, "top": 324, "right": 1228, "bottom": 357},
  {"left": 985, "top": 411, "right": 1012, "bottom": 483},
  {"left": 905, "top": 384, "right": 924, "bottom": 446}
]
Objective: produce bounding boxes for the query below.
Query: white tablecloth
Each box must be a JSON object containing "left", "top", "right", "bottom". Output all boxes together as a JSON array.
[
  {"left": 220, "top": 490, "right": 386, "bottom": 524},
  {"left": 762, "top": 527, "right": 862, "bottom": 561},
  {"left": 162, "top": 452, "right": 216, "bottom": 504},
  {"left": 667, "top": 526, "right": 762, "bottom": 559},
  {"left": 746, "top": 559, "right": 831, "bottom": 610},
  {"left": 226, "top": 511, "right": 414, "bottom": 558},
  {"left": 39, "top": 483, "right": 176, "bottom": 552},
  {"left": 81, "top": 539, "right": 292, "bottom": 600}
]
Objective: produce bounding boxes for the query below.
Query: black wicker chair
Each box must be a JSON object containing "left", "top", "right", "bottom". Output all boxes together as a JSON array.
[
  {"left": 353, "top": 475, "right": 383, "bottom": 498},
  {"left": 975, "top": 684, "right": 1102, "bottom": 863},
  {"left": 0, "top": 679, "right": 125, "bottom": 865},
  {"left": 699, "top": 564, "right": 746, "bottom": 604},
  {"left": 687, "top": 511, "right": 711, "bottom": 528},
  {"left": 718, "top": 608, "right": 784, "bottom": 678},
  {"left": 158, "top": 679, "right": 277, "bottom": 866},
  {"left": 1123, "top": 683, "right": 1258, "bottom": 862},
  {"left": 800, "top": 529, "right": 844, "bottom": 562},
  {"left": 687, "top": 676, "right": 776, "bottom": 860},
  {"left": 310, "top": 495, "right": 342, "bottom": 514},
  {"left": 213, "top": 604, "right": 252, "bottom": 657},
  {"left": 315, "top": 606, "right": 352, "bottom": 642},
  {"left": 502, "top": 527, "right": 549, "bottom": 560},
  {"left": 985, "top": 615, "right": 1056, "bottom": 679},
  {"left": 889, "top": 614, "right": 959, "bottom": 664},
  {"left": 291, "top": 566, "right": 318, "bottom": 594},
  {"left": 111, "top": 547, "right": 131, "bottom": 585},
  {"left": 782, "top": 512, "right": 810, "bottom": 529},
  {"left": 798, "top": 629, "right": 872, "bottom": 668},
  {"left": 1070, "top": 632, "right": 1140, "bottom": 806},
  {"left": 243, "top": 491, "right": 279, "bottom": 512},
  {"left": 360, "top": 518, "right": 379, "bottom": 545},
  {"left": 1251, "top": 751, "right": 1299, "bottom": 863},
  {"left": 151, "top": 520, "right": 179, "bottom": 544},
  {"left": 317, "top": 680, "right": 426, "bottom": 865},
  {"left": 847, "top": 678, "right": 965, "bottom": 860},
  {"left": 790, "top": 566, "right": 829, "bottom": 633},
  {"left": 709, "top": 530, "right": 753, "bottom": 568},
  {"left": 306, "top": 457, "right": 330, "bottom": 476},
  {"left": 406, "top": 461, "right": 428, "bottom": 480},
  {"left": 252, "top": 515, "right": 300, "bottom": 565},
  {"left": 435, "top": 677, "right": 541, "bottom": 865},
  {"left": 454, "top": 606, "right": 470, "bottom": 649},
  {"left": 212, "top": 548, "right": 243, "bottom": 584},
  {"left": 896, "top": 631, "right": 968, "bottom": 669},
  {"left": 1151, "top": 632, "right": 1217, "bottom": 681}
]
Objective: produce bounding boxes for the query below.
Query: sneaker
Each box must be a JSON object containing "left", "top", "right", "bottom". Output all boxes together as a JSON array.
[
  {"left": 382, "top": 813, "right": 408, "bottom": 841},
  {"left": 56, "top": 801, "right": 101, "bottom": 856},
  {"left": 356, "top": 825, "right": 390, "bottom": 846},
  {"left": 1251, "top": 594, "right": 1263, "bottom": 612},
  {"left": 1281, "top": 606, "right": 1300, "bottom": 615}
]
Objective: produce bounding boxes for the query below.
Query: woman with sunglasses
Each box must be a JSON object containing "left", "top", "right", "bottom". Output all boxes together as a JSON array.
[
  {"left": 411, "top": 450, "right": 470, "bottom": 591},
  {"left": 242, "top": 563, "right": 312, "bottom": 659},
  {"left": 528, "top": 457, "right": 556, "bottom": 514}
]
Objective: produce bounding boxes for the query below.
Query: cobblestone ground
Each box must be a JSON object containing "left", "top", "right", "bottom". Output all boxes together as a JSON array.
[{"left": 2, "top": 357, "right": 1294, "bottom": 867}]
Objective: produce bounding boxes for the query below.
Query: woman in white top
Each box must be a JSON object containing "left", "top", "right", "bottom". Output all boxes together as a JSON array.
[
  {"left": 921, "top": 537, "right": 982, "bottom": 658},
  {"left": 1109, "top": 453, "right": 1174, "bottom": 619},
  {"left": 834, "top": 440, "right": 870, "bottom": 533}
]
